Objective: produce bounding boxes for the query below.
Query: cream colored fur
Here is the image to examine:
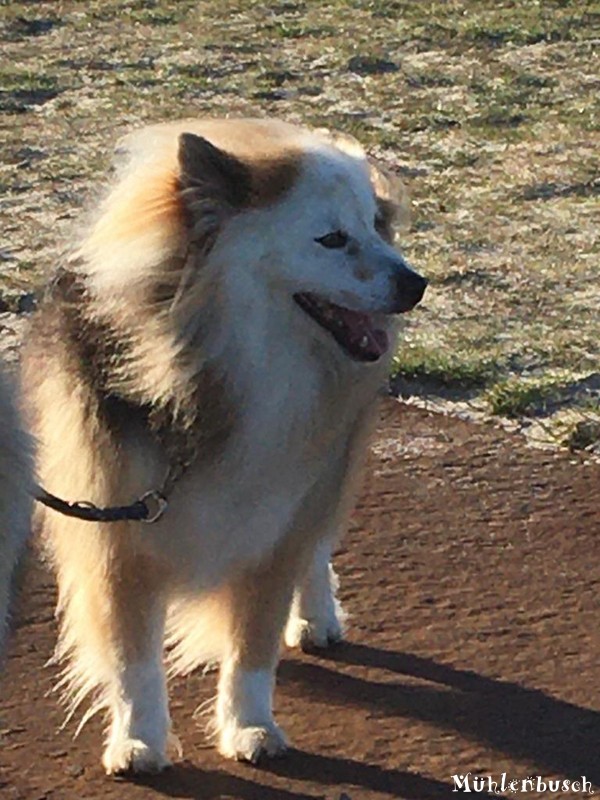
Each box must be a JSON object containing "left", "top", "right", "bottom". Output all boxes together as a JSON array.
[
  {"left": 22, "top": 117, "right": 423, "bottom": 772},
  {"left": 0, "top": 367, "right": 33, "bottom": 652}
]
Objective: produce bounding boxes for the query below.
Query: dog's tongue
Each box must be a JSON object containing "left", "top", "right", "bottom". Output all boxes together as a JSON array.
[{"left": 336, "top": 307, "right": 389, "bottom": 361}]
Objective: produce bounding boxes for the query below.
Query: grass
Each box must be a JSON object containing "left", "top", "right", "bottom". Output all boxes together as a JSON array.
[
  {"left": 565, "top": 416, "right": 600, "bottom": 452},
  {"left": 0, "top": 0, "right": 598, "bottom": 449},
  {"left": 484, "top": 377, "right": 563, "bottom": 418},
  {"left": 393, "top": 341, "right": 499, "bottom": 390}
]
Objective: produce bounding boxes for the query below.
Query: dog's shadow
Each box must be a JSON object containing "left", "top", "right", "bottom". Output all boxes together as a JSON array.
[
  {"left": 280, "top": 643, "right": 600, "bottom": 785},
  {"left": 133, "top": 754, "right": 491, "bottom": 800},
  {"left": 134, "top": 640, "right": 600, "bottom": 799}
]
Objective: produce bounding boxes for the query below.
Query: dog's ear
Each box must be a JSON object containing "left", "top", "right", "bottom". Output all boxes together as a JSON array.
[
  {"left": 177, "top": 133, "right": 252, "bottom": 228},
  {"left": 369, "top": 159, "right": 406, "bottom": 244}
]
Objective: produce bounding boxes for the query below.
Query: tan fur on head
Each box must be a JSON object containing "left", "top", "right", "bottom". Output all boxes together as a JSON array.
[
  {"left": 79, "top": 120, "right": 304, "bottom": 291},
  {"left": 79, "top": 161, "right": 183, "bottom": 267},
  {"left": 368, "top": 160, "right": 407, "bottom": 244},
  {"left": 68, "top": 121, "right": 310, "bottom": 421}
]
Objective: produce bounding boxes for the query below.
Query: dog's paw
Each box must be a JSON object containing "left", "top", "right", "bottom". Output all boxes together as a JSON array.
[
  {"left": 218, "top": 722, "right": 288, "bottom": 764},
  {"left": 102, "top": 738, "right": 171, "bottom": 776},
  {"left": 284, "top": 610, "right": 345, "bottom": 652}
]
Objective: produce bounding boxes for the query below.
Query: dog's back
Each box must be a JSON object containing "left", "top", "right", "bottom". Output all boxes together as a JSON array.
[{"left": 0, "top": 368, "right": 33, "bottom": 651}]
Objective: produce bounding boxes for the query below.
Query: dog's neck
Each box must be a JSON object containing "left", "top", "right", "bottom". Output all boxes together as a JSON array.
[
  {"left": 58, "top": 256, "right": 386, "bottom": 468},
  {"left": 215, "top": 269, "right": 388, "bottom": 450}
]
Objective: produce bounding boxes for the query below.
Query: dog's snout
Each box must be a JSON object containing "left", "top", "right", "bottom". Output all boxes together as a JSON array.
[{"left": 391, "top": 266, "right": 427, "bottom": 313}]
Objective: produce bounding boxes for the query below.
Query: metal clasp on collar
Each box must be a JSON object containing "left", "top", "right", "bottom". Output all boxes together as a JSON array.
[{"left": 140, "top": 490, "right": 168, "bottom": 524}]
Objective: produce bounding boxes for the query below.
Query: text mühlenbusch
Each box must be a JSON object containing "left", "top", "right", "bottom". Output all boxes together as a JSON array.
[{"left": 452, "top": 773, "right": 593, "bottom": 794}]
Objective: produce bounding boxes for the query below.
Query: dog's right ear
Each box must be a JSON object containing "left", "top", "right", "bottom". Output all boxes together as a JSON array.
[{"left": 178, "top": 133, "right": 252, "bottom": 223}]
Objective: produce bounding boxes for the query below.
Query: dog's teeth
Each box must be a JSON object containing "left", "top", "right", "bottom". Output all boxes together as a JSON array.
[{"left": 360, "top": 335, "right": 369, "bottom": 348}]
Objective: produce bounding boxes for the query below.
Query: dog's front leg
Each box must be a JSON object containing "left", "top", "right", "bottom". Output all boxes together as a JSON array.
[
  {"left": 102, "top": 595, "right": 172, "bottom": 777},
  {"left": 52, "top": 525, "right": 172, "bottom": 776},
  {"left": 216, "top": 554, "right": 296, "bottom": 764}
]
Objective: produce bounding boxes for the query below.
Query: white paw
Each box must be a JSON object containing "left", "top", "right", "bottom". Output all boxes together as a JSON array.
[
  {"left": 218, "top": 721, "right": 288, "bottom": 764},
  {"left": 286, "top": 560, "right": 347, "bottom": 651},
  {"left": 284, "top": 607, "right": 345, "bottom": 651},
  {"left": 102, "top": 738, "right": 171, "bottom": 776}
]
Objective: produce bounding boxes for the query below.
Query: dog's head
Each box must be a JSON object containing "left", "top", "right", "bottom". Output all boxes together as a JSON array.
[
  {"left": 82, "top": 119, "right": 426, "bottom": 365},
  {"left": 176, "top": 121, "right": 426, "bottom": 364}
]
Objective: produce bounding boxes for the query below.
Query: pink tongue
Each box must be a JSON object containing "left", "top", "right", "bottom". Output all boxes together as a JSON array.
[{"left": 338, "top": 308, "right": 389, "bottom": 359}]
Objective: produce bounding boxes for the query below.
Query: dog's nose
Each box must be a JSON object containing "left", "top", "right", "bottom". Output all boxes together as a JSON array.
[{"left": 392, "top": 267, "right": 428, "bottom": 313}]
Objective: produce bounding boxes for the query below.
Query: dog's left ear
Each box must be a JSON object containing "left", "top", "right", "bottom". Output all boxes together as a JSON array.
[
  {"left": 369, "top": 159, "right": 406, "bottom": 244},
  {"left": 178, "top": 133, "right": 252, "bottom": 230}
]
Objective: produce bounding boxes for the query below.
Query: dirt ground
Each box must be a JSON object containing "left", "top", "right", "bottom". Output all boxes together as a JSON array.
[{"left": 1, "top": 399, "right": 599, "bottom": 800}]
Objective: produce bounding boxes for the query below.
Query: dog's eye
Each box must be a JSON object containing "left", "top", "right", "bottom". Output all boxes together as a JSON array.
[
  {"left": 374, "top": 213, "right": 392, "bottom": 243},
  {"left": 315, "top": 230, "right": 348, "bottom": 249}
]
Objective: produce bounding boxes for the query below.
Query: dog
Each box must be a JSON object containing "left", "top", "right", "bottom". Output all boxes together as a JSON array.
[
  {"left": 21, "top": 118, "right": 426, "bottom": 773},
  {"left": 0, "top": 367, "right": 33, "bottom": 653}
]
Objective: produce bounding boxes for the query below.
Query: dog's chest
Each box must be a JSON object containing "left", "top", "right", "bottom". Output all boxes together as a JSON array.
[
  {"left": 222, "top": 368, "right": 344, "bottom": 510},
  {"left": 163, "top": 360, "right": 367, "bottom": 583}
]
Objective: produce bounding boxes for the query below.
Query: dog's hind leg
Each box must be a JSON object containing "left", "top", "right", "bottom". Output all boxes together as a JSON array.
[
  {"left": 285, "top": 408, "right": 378, "bottom": 653},
  {"left": 284, "top": 535, "right": 346, "bottom": 652},
  {"left": 51, "top": 525, "right": 172, "bottom": 775}
]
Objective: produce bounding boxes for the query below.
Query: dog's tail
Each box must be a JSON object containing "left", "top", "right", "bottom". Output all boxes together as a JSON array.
[
  {"left": 0, "top": 368, "right": 34, "bottom": 652},
  {"left": 165, "top": 587, "right": 232, "bottom": 677}
]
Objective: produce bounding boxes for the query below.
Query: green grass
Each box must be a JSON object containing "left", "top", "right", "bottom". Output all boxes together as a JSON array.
[
  {"left": 0, "top": 0, "right": 598, "bottom": 448},
  {"left": 392, "top": 344, "right": 498, "bottom": 390},
  {"left": 484, "top": 377, "right": 562, "bottom": 418}
]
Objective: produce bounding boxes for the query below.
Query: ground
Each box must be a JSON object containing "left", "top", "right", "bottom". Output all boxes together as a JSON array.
[{"left": 2, "top": 400, "right": 599, "bottom": 800}]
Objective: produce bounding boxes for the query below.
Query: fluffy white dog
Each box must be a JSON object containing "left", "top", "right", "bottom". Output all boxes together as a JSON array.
[{"left": 22, "top": 118, "right": 426, "bottom": 773}]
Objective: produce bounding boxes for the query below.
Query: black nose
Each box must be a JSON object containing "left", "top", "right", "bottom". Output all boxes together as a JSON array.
[{"left": 392, "top": 268, "right": 428, "bottom": 313}]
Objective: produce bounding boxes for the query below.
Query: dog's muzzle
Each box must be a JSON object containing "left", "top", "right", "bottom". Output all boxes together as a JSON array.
[{"left": 389, "top": 264, "right": 428, "bottom": 314}]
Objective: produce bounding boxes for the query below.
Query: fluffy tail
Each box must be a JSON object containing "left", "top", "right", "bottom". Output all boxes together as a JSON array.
[{"left": 0, "top": 368, "right": 34, "bottom": 650}]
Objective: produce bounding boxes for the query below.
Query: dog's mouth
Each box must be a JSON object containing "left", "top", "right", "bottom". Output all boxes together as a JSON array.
[{"left": 294, "top": 292, "right": 389, "bottom": 362}]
